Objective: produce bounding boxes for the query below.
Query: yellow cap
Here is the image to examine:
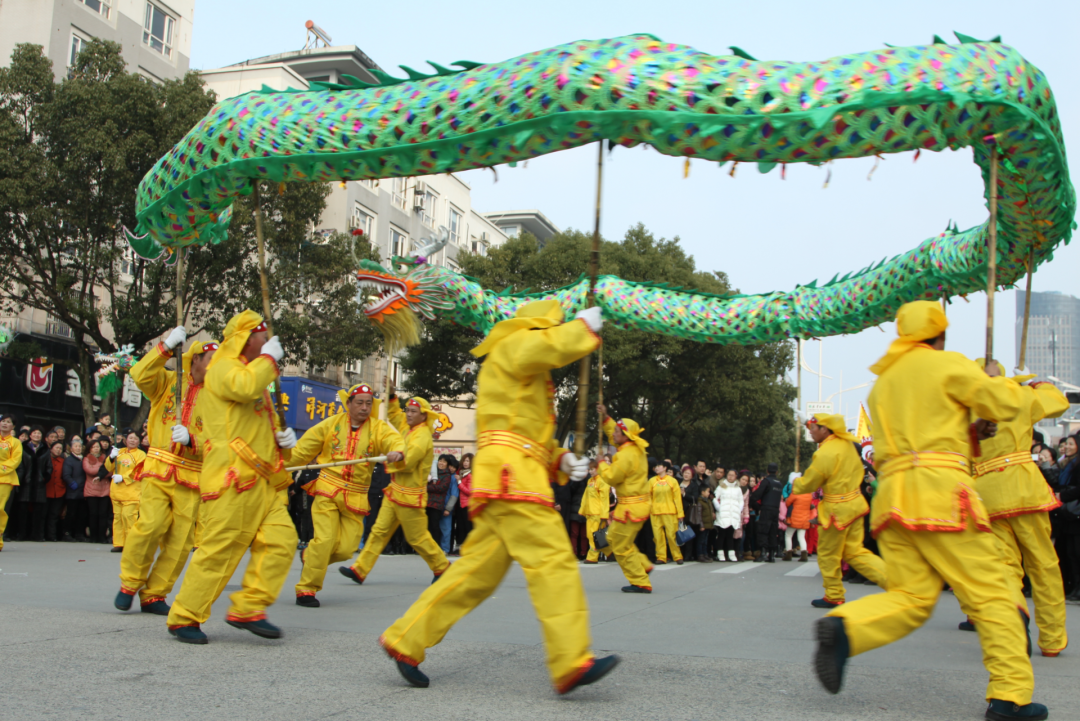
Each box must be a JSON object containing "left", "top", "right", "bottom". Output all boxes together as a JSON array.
[{"left": 869, "top": 301, "right": 949, "bottom": 376}]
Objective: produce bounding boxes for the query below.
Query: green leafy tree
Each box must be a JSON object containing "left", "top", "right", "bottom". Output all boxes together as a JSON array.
[{"left": 400, "top": 224, "right": 803, "bottom": 473}]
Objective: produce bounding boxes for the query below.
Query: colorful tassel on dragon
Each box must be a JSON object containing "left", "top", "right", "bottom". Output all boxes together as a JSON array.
[{"left": 128, "top": 33, "right": 1073, "bottom": 345}]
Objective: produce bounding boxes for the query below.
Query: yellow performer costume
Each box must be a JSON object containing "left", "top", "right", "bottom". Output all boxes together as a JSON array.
[
  {"left": 289, "top": 383, "right": 408, "bottom": 601},
  {"left": 107, "top": 446, "right": 146, "bottom": 548},
  {"left": 972, "top": 359, "right": 1070, "bottom": 657},
  {"left": 579, "top": 474, "right": 611, "bottom": 563},
  {"left": 649, "top": 473, "right": 684, "bottom": 563},
  {"left": 0, "top": 428, "right": 23, "bottom": 551},
  {"left": 118, "top": 338, "right": 216, "bottom": 610},
  {"left": 824, "top": 301, "right": 1034, "bottom": 707},
  {"left": 348, "top": 394, "right": 449, "bottom": 584},
  {"left": 380, "top": 300, "right": 607, "bottom": 693},
  {"left": 597, "top": 415, "right": 651, "bottom": 590},
  {"left": 794, "top": 413, "right": 886, "bottom": 605},
  {"left": 167, "top": 311, "right": 297, "bottom": 636}
]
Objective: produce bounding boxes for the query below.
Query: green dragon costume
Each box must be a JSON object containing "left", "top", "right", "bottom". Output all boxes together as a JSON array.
[{"left": 128, "top": 33, "right": 1073, "bottom": 344}]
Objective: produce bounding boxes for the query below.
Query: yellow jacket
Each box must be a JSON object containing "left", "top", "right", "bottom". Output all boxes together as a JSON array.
[
  {"left": 793, "top": 435, "right": 868, "bottom": 530},
  {"left": 649, "top": 474, "right": 684, "bottom": 517},
  {"left": 974, "top": 382, "right": 1069, "bottom": 520},
  {"left": 291, "top": 412, "right": 405, "bottom": 514},
  {"left": 579, "top": 475, "right": 611, "bottom": 517},
  {"left": 867, "top": 345, "right": 1021, "bottom": 535},
  {"left": 0, "top": 433, "right": 22, "bottom": 486},
  {"left": 598, "top": 418, "right": 650, "bottom": 523},
  {"left": 471, "top": 318, "right": 599, "bottom": 514},
  {"left": 107, "top": 448, "right": 147, "bottom": 503},
  {"left": 200, "top": 354, "right": 290, "bottom": 500},
  {"left": 128, "top": 342, "right": 207, "bottom": 490},
  {"left": 383, "top": 399, "right": 433, "bottom": 509}
]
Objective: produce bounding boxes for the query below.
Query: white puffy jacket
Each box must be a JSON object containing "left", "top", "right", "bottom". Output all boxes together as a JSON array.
[{"left": 715, "top": 480, "right": 743, "bottom": 529}]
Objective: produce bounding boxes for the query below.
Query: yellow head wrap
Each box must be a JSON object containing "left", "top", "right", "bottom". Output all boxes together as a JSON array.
[
  {"left": 182, "top": 339, "right": 220, "bottom": 375},
  {"left": 975, "top": 358, "right": 1035, "bottom": 384},
  {"left": 614, "top": 417, "right": 649, "bottom": 452},
  {"left": 869, "top": 301, "right": 949, "bottom": 376},
  {"left": 808, "top": 413, "right": 856, "bottom": 442},
  {"left": 404, "top": 396, "right": 439, "bottom": 431},
  {"left": 208, "top": 310, "right": 266, "bottom": 370},
  {"left": 337, "top": 383, "right": 381, "bottom": 418},
  {"left": 471, "top": 300, "right": 565, "bottom": 358}
]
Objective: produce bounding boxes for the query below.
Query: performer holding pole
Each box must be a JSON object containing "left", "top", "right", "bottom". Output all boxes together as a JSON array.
[
  {"left": 813, "top": 300, "right": 1047, "bottom": 721},
  {"left": 596, "top": 402, "right": 652, "bottom": 593},
  {"left": 380, "top": 299, "right": 616, "bottom": 694},
  {"left": 341, "top": 382, "right": 449, "bottom": 587},
  {"left": 286, "top": 383, "right": 406, "bottom": 607},
  {"left": 114, "top": 330, "right": 217, "bottom": 615}
]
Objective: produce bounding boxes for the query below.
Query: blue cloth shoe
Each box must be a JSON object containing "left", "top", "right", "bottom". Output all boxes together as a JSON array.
[
  {"left": 985, "top": 700, "right": 1048, "bottom": 720},
  {"left": 226, "top": 617, "right": 283, "bottom": 639},
  {"left": 395, "top": 660, "right": 430, "bottom": 688},
  {"left": 959, "top": 619, "right": 977, "bottom": 631},
  {"left": 339, "top": 565, "right": 364, "bottom": 584},
  {"left": 621, "top": 585, "right": 651, "bottom": 594},
  {"left": 140, "top": 600, "right": 170, "bottom": 615},
  {"left": 114, "top": 589, "right": 134, "bottom": 611},
  {"left": 169, "top": 625, "right": 208, "bottom": 645},
  {"left": 814, "top": 616, "right": 849, "bottom": 694},
  {"left": 558, "top": 655, "right": 620, "bottom": 694}
]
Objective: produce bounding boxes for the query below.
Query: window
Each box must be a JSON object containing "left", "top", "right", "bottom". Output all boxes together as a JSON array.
[
  {"left": 46, "top": 314, "right": 74, "bottom": 339},
  {"left": 351, "top": 205, "right": 374, "bottom": 238},
  {"left": 448, "top": 207, "right": 462, "bottom": 245},
  {"left": 420, "top": 190, "right": 438, "bottom": 228},
  {"left": 390, "top": 178, "right": 407, "bottom": 210},
  {"left": 69, "top": 34, "right": 88, "bottom": 67},
  {"left": 502, "top": 224, "right": 520, "bottom": 238},
  {"left": 389, "top": 227, "right": 408, "bottom": 257},
  {"left": 79, "top": 0, "right": 111, "bottom": 19},
  {"left": 119, "top": 249, "right": 137, "bottom": 277},
  {"left": 359, "top": 178, "right": 378, "bottom": 191},
  {"left": 143, "top": 3, "right": 175, "bottom": 58}
]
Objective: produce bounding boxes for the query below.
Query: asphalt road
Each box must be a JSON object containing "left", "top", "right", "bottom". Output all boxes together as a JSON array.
[{"left": 1, "top": 541, "right": 1077, "bottom": 720}]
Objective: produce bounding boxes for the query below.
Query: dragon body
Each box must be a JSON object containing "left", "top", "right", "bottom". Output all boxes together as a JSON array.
[{"left": 132, "top": 34, "right": 1073, "bottom": 343}]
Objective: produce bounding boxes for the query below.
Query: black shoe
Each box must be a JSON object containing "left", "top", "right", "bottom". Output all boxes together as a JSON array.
[
  {"left": 141, "top": 600, "right": 170, "bottom": 615},
  {"left": 621, "top": 585, "right": 651, "bottom": 594},
  {"left": 169, "top": 625, "right": 208, "bottom": 644},
  {"left": 111, "top": 546, "right": 123, "bottom": 553},
  {"left": 226, "top": 618, "right": 283, "bottom": 639},
  {"left": 431, "top": 573, "right": 443, "bottom": 585},
  {"left": 559, "top": 655, "right": 620, "bottom": 694},
  {"left": 296, "top": 595, "right": 320, "bottom": 608},
  {"left": 339, "top": 566, "right": 364, "bottom": 584},
  {"left": 765, "top": 553, "right": 776, "bottom": 563},
  {"left": 114, "top": 589, "right": 135, "bottom": 611},
  {"left": 813, "top": 616, "right": 849, "bottom": 694},
  {"left": 985, "top": 700, "right": 1048, "bottom": 720},
  {"left": 395, "top": 660, "right": 430, "bottom": 688},
  {"left": 812, "top": 598, "right": 843, "bottom": 609},
  {"left": 959, "top": 620, "right": 977, "bottom": 632}
]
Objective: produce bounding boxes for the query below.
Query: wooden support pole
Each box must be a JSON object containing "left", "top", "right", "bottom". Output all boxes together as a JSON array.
[
  {"left": 174, "top": 248, "right": 184, "bottom": 416},
  {"left": 1018, "top": 248, "right": 1035, "bottom": 370},
  {"left": 795, "top": 339, "right": 802, "bottom": 472},
  {"left": 574, "top": 141, "right": 604, "bottom": 456},
  {"left": 253, "top": 182, "right": 288, "bottom": 427},
  {"left": 985, "top": 146, "right": 999, "bottom": 363}
]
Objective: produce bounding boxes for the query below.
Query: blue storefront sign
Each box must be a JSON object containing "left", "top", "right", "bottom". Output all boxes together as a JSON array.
[{"left": 278, "top": 376, "right": 346, "bottom": 432}]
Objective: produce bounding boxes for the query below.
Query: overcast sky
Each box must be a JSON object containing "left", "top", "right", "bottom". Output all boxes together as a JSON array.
[{"left": 190, "top": 0, "right": 1079, "bottom": 426}]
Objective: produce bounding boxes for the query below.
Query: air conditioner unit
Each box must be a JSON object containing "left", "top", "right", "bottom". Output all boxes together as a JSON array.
[
  {"left": 414, "top": 181, "right": 427, "bottom": 195},
  {"left": 413, "top": 194, "right": 427, "bottom": 212},
  {"left": 479, "top": 232, "right": 488, "bottom": 242}
]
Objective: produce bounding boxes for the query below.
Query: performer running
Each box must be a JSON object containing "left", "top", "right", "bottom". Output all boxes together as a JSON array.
[
  {"left": 649, "top": 460, "right": 684, "bottom": 565},
  {"left": 166, "top": 310, "right": 298, "bottom": 644},
  {"left": 114, "top": 328, "right": 217, "bottom": 615},
  {"left": 379, "top": 300, "right": 617, "bottom": 694},
  {"left": 813, "top": 300, "right": 1047, "bottom": 721},
  {"left": 0, "top": 414, "right": 23, "bottom": 551},
  {"left": 596, "top": 403, "right": 652, "bottom": 593},
  {"left": 340, "top": 383, "right": 449, "bottom": 588},
  {"left": 579, "top": 463, "right": 611, "bottom": 563},
  {"left": 793, "top": 413, "right": 887, "bottom": 608},
  {"left": 963, "top": 359, "right": 1070, "bottom": 657},
  {"left": 287, "top": 382, "right": 406, "bottom": 606}
]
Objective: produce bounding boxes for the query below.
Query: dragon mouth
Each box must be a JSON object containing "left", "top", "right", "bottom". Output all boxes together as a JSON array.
[{"left": 356, "top": 271, "right": 412, "bottom": 318}]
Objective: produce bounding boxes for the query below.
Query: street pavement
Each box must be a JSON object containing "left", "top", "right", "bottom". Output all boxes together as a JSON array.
[{"left": 1, "top": 541, "right": 1077, "bottom": 720}]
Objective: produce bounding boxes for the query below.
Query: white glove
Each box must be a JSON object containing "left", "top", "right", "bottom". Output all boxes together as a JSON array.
[
  {"left": 574, "top": 306, "right": 603, "bottom": 333},
  {"left": 112, "top": 474, "right": 123, "bottom": 484},
  {"left": 560, "top": 453, "right": 590, "bottom": 481},
  {"left": 171, "top": 425, "right": 190, "bottom": 445},
  {"left": 110, "top": 447, "right": 119, "bottom": 459},
  {"left": 275, "top": 428, "right": 297, "bottom": 449},
  {"left": 1013, "top": 366, "right": 1030, "bottom": 377},
  {"left": 164, "top": 325, "right": 187, "bottom": 350},
  {"left": 788, "top": 472, "right": 802, "bottom": 483},
  {"left": 262, "top": 335, "right": 284, "bottom": 362}
]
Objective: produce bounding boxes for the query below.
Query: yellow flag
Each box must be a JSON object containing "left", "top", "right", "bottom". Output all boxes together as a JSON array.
[{"left": 856, "top": 404, "right": 873, "bottom": 442}]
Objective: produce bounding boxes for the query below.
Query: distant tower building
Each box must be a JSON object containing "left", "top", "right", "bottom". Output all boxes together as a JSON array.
[{"left": 1016, "top": 290, "right": 1080, "bottom": 387}]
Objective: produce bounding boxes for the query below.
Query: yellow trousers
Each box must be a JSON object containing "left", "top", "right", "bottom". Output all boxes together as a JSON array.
[
  {"left": 351, "top": 500, "right": 448, "bottom": 581},
  {"left": 295, "top": 494, "right": 366, "bottom": 595},
  {"left": 584, "top": 516, "right": 608, "bottom": 562},
  {"left": 111, "top": 500, "right": 140, "bottom": 548},
  {"left": 651, "top": 514, "right": 683, "bottom": 563},
  {"left": 817, "top": 520, "right": 887, "bottom": 603},
  {"left": 167, "top": 482, "right": 297, "bottom": 627},
  {"left": 608, "top": 518, "right": 651, "bottom": 589},
  {"left": 119, "top": 477, "right": 200, "bottom": 603},
  {"left": 993, "top": 513, "right": 1067, "bottom": 655},
  {"left": 0, "top": 484, "right": 12, "bottom": 550},
  {"left": 831, "top": 520, "right": 1033, "bottom": 705},
  {"left": 380, "top": 500, "right": 593, "bottom": 691}
]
